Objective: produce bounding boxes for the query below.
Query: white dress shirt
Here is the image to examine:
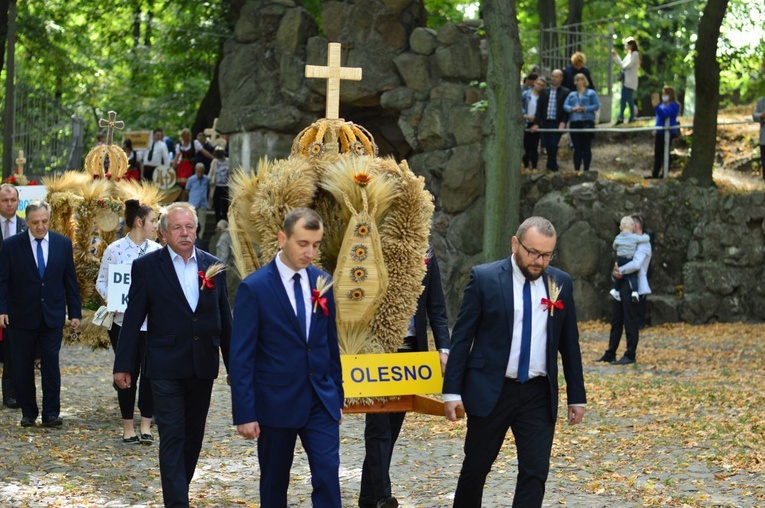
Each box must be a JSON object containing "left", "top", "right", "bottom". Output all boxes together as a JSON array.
[
  {"left": 143, "top": 139, "right": 171, "bottom": 167},
  {"left": 96, "top": 235, "right": 162, "bottom": 328},
  {"left": 28, "top": 230, "right": 49, "bottom": 269},
  {"left": 168, "top": 246, "right": 200, "bottom": 312},
  {"left": 505, "top": 255, "right": 548, "bottom": 380},
  {"left": 275, "top": 251, "right": 312, "bottom": 339},
  {"left": 2, "top": 216, "right": 18, "bottom": 239}
]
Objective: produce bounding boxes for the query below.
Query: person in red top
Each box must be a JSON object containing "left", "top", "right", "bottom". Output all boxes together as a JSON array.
[
  {"left": 172, "top": 128, "right": 213, "bottom": 188},
  {"left": 122, "top": 138, "right": 142, "bottom": 181}
]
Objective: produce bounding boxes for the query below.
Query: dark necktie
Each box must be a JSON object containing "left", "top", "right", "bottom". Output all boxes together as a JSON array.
[
  {"left": 148, "top": 141, "right": 156, "bottom": 163},
  {"left": 293, "top": 273, "right": 306, "bottom": 340},
  {"left": 3, "top": 219, "right": 10, "bottom": 240},
  {"left": 517, "top": 279, "right": 532, "bottom": 382},
  {"left": 35, "top": 238, "right": 46, "bottom": 279}
]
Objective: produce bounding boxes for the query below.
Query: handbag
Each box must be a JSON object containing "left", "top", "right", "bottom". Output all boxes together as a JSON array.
[
  {"left": 617, "top": 70, "right": 625, "bottom": 83},
  {"left": 92, "top": 305, "right": 115, "bottom": 330}
]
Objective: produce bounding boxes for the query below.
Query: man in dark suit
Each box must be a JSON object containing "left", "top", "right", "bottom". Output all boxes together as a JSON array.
[
  {"left": 230, "top": 208, "right": 343, "bottom": 508},
  {"left": 0, "top": 183, "right": 26, "bottom": 409},
  {"left": 531, "top": 69, "right": 570, "bottom": 171},
  {"left": 0, "top": 200, "right": 81, "bottom": 428},
  {"left": 114, "top": 202, "right": 231, "bottom": 508},
  {"left": 443, "top": 216, "right": 586, "bottom": 508},
  {"left": 359, "top": 247, "right": 450, "bottom": 508}
]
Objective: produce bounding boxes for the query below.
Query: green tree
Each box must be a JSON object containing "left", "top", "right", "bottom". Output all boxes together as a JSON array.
[
  {"left": 682, "top": 0, "right": 730, "bottom": 186},
  {"left": 482, "top": 0, "right": 524, "bottom": 260}
]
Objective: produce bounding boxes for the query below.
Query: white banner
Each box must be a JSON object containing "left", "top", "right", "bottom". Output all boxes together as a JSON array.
[{"left": 106, "top": 264, "right": 132, "bottom": 312}]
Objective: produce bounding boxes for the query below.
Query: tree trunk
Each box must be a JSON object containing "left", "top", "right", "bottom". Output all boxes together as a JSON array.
[
  {"left": 538, "top": 0, "right": 557, "bottom": 64},
  {"left": 682, "top": 0, "right": 729, "bottom": 186},
  {"left": 191, "top": 0, "right": 247, "bottom": 136},
  {"left": 482, "top": 0, "right": 524, "bottom": 261},
  {"left": 565, "top": 0, "right": 584, "bottom": 50}
]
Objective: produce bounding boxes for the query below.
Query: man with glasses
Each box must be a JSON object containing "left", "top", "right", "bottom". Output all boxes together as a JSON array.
[{"left": 443, "top": 216, "right": 586, "bottom": 508}]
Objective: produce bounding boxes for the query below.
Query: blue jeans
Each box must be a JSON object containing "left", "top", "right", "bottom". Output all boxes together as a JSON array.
[{"left": 619, "top": 86, "right": 635, "bottom": 120}]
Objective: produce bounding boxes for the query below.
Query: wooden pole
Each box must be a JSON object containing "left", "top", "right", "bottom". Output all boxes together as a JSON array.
[{"left": 2, "top": 0, "right": 17, "bottom": 179}]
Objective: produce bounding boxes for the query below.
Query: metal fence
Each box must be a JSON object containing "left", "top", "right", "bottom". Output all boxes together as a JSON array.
[
  {"left": 538, "top": 23, "right": 615, "bottom": 121},
  {"left": 10, "top": 84, "right": 84, "bottom": 175}
]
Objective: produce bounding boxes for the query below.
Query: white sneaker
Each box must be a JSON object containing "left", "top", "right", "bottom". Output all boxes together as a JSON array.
[
  {"left": 609, "top": 289, "right": 621, "bottom": 301},
  {"left": 631, "top": 291, "right": 639, "bottom": 303}
]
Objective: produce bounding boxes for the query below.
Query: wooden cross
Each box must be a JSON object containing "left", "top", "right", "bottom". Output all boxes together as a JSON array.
[
  {"left": 15, "top": 150, "right": 26, "bottom": 174},
  {"left": 305, "top": 42, "right": 362, "bottom": 120},
  {"left": 204, "top": 118, "right": 220, "bottom": 145},
  {"left": 98, "top": 111, "right": 125, "bottom": 145}
]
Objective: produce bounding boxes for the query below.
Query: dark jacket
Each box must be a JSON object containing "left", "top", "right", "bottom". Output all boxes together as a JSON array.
[{"left": 534, "top": 86, "right": 571, "bottom": 126}]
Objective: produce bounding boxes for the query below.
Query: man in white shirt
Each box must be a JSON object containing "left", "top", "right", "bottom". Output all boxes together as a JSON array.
[
  {"left": 143, "top": 128, "right": 171, "bottom": 182},
  {"left": 443, "top": 216, "right": 586, "bottom": 508}
]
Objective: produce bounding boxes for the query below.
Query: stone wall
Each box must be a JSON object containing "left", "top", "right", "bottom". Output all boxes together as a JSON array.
[{"left": 217, "top": 0, "right": 765, "bottom": 324}]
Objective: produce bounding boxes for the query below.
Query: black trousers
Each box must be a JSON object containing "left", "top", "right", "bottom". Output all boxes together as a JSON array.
[
  {"left": 453, "top": 376, "right": 554, "bottom": 508},
  {"left": 109, "top": 324, "right": 153, "bottom": 420},
  {"left": 569, "top": 120, "right": 594, "bottom": 171},
  {"left": 606, "top": 284, "right": 640, "bottom": 360},
  {"left": 523, "top": 128, "right": 541, "bottom": 170},
  {"left": 144, "top": 165, "right": 157, "bottom": 182},
  {"left": 9, "top": 325, "right": 63, "bottom": 420},
  {"left": 541, "top": 120, "right": 562, "bottom": 171},
  {"left": 653, "top": 133, "right": 677, "bottom": 177},
  {"left": 151, "top": 377, "right": 214, "bottom": 508},
  {"left": 212, "top": 186, "right": 229, "bottom": 222},
  {"left": 1, "top": 330, "right": 16, "bottom": 402},
  {"left": 359, "top": 411, "right": 407, "bottom": 503}
]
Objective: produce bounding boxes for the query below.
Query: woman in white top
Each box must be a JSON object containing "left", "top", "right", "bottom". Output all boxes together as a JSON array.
[
  {"left": 613, "top": 37, "right": 641, "bottom": 124},
  {"left": 96, "top": 199, "right": 161, "bottom": 444}
]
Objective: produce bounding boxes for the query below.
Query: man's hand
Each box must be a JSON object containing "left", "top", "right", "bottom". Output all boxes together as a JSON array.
[
  {"left": 113, "top": 372, "right": 132, "bottom": 390},
  {"left": 558, "top": 122, "right": 566, "bottom": 130},
  {"left": 438, "top": 352, "right": 448, "bottom": 375},
  {"left": 530, "top": 124, "right": 539, "bottom": 133},
  {"left": 70, "top": 318, "right": 81, "bottom": 330},
  {"left": 567, "top": 405, "right": 585, "bottom": 425},
  {"left": 444, "top": 400, "right": 464, "bottom": 422},
  {"left": 0, "top": 314, "right": 8, "bottom": 328},
  {"left": 237, "top": 421, "right": 260, "bottom": 440},
  {"left": 612, "top": 265, "right": 623, "bottom": 279}
]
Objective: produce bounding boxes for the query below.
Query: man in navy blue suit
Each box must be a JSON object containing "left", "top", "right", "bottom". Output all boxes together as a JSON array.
[
  {"left": 0, "top": 200, "right": 81, "bottom": 428},
  {"left": 114, "top": 202, "right": 231, "bottom": 508},
  {"left": 443, "top": 216, "right": 586, "bottom": 508},
  {"left": 0, "top": 183, "right": 27, "bottom": 409},
  {"left": 230, "top": 208, "right": 343, "bottom": 508}
]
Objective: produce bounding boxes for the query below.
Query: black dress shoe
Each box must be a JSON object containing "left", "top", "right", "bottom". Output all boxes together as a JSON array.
[
  {"left": 376, "top": 497, "right": 399, "bottom": 508},
  {"left": 595, "top": 354, "right": 615, "bottom": 363},
  {"left": 3, "top": 397, "right": 19, "bottom": 409},
  {"left": 42, "top": 416, "right": 63, "bottom": 427},
  {"left": 611, "top": 356, "right": 636, "bottom": 365},
  {"left": 20, "top": 416, "right": 35, "bottom": 427}
]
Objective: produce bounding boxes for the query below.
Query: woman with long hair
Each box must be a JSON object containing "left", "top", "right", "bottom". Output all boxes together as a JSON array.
[
  {"left": 96, "top": 199, "right": 161, "bottom": 444},
  {"left": 613, "top": 37, "right": 641, "bottom": 124},
  {"left": 650, "top": 85, "right": 681, "bottom": 178}
]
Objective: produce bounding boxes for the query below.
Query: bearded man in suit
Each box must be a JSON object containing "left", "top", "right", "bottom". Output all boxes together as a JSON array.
[{"left": 443, "top": 216, "right": 586, "bottom": 508}]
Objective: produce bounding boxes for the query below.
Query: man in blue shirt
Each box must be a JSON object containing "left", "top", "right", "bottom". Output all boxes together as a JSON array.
[{"left": 185, "top": 163, "right": 210, "bottom": 239}]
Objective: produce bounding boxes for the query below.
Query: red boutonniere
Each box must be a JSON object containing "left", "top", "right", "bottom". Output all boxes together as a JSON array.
[
  {"left": 542, "top": 298, "right": 564, "bottom": 313},
  {"left": 311, "top": 275, "right": 334, "bottom": 316},
  {"left": 198, "top": 263, "right": 226, "bottom": 291},
  {"left": 543, "top": 278, "right": 564, "bottom": 316}
]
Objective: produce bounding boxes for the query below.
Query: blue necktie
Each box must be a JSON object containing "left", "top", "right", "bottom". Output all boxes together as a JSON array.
[
  {"left": 35, "top": 238, "right": 46, "bottom": 279},
  {"left": 517, "top": 280, "right": 532, "bottom": 383},
  {"left": 293, "top": 273, "right": 306, "bottom": 340}
]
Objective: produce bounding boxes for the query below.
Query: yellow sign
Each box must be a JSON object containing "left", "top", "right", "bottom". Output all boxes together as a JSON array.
[
  {"left": 123, "top": 130, "right": 152, "bottom": 150},
  {"left": 341, "top": 352, "right": 442, "bottom": 398}
]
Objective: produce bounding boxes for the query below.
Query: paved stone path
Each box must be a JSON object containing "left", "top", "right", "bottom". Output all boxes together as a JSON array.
[{"left": 0, "top": 332, "right": 761, "bottom": 507}]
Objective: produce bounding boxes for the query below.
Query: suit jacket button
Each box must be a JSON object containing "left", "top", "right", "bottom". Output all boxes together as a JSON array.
[
  {"left": 309, "top": 371, "right": 313, "bottom": 376},
  {"left": 194, "top": 336, "right": 199, "bottom": 341},
  {"left": 192, "top": 317, "right": 198, "bottom": 321}
]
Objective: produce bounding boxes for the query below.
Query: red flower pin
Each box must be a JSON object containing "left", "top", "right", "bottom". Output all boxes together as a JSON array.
[
  {"left": 543, "top": 278, "right": 564, "bottom": 316},
  {"left": 311, "top": 275, "right": 334, "bottom": 316},
  {"left": 541, "top": 298, "right": 564, "bottom": 313},
  {"left": 198, "top": 263, "right": 226, "bottom": 291},
  {"left": 198, "top": 270, "right": 215, "bottom": 290}
]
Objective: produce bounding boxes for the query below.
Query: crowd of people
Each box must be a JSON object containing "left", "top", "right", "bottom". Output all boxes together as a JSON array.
[{"left": 521, "top": 38, "right": 683, "bottom": 177}]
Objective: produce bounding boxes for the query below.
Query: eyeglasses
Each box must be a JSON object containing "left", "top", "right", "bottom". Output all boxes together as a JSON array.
[{"left": 518, "top": 239, "right": 556, "bottom": 262}]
